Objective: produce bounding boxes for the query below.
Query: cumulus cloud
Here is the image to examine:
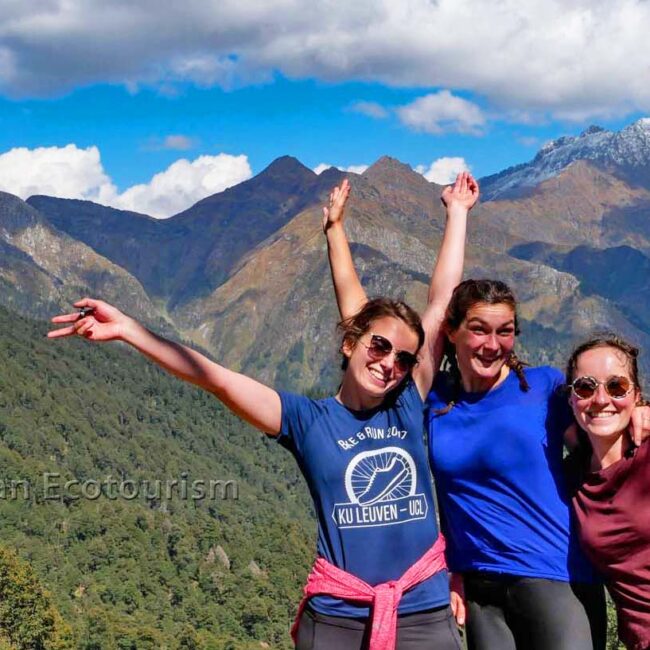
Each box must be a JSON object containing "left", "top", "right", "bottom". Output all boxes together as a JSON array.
[
  {"left": 313, "top": 163, "right": 369, "bottom": 175},
  {"left": 397, "top": 91, "right": 486, "bottom": 135},
  {"left": 416, "top": 157, "right": 471, "bottom": 185},
  {"left": 0, "top": 145, "right": 117, "bottom": 203},
  {"left": 0, "top": 145, "right": 252, "bottom": 218},
  {"left": 349, "top": 101, "right": 389, "bottom": 119},
  {"left": 2, "top": 0, "right": 650, "bottom": 119},
  {"left": 114, "top": 154, "right": 252, "bottom": 217}
]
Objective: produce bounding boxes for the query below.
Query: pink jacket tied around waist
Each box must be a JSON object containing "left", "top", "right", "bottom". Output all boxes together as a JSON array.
[{"left": 291, "top": 534, "right": 447, "bottom": 650}]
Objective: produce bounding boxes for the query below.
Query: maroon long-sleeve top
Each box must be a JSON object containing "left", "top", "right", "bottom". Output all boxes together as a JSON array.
[{"left": 571, "top": 439, "right": 650, "bottom": 650}]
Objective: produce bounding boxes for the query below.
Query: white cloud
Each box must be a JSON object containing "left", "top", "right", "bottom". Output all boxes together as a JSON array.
[
  {"left": 397, "top": 91, "right": 486, "bottom": 135},
  {"left": 114, "top": 154, "right": 252, "bottom": 217},
  {"left": 3, "top": 0, "right": 650, "bottom": 119},
  {"left": 0, "top": 145, "right": 252, "bottom": 218},
  {"left": 349, "top": 101, "right": 389, "bottom": 119},
  {"left": 313, "top": 163, "right": 369, "bottom": 175},
  {"left": 416, "top": 157, "right": 471, "bottom": 185},
  {"left": 0, "top": 145, "right": 116, "bottom": 202}
]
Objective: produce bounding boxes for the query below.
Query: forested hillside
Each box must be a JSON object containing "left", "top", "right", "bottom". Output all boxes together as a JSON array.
[{"left": 0, "top": 305, "right": 315, "bottom": 649}]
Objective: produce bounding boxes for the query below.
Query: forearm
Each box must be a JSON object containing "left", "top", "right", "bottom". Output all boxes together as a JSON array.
[
  {"left": 326, "top": 222, "right": 367, "bottom": 320},
  {"left": 121, "top": 318, "right": 224, "bottom": 393},
  {"left": 415, "top": 204, "right": 469, "bottom": 391},
  {"left": 428, "top": 205, "right": 468, "bottom": 308},
  {"left": 120, "top": 318, "right": 282, "bottom": 432}
]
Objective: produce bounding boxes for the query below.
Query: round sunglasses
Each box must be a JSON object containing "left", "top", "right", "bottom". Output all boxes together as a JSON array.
[
  {"left": 570, "top": 375, "right": 634, "bottom": 400},
  {"left": 360, "top": 334, "right": 419, "bottom": 373}
]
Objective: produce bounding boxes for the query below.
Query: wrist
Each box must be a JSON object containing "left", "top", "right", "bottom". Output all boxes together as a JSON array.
[
  {"left": 445, "top": 205, "right": 469, "bottom": 219},
  {"left": 325, "top": 221, "right": 346, "bottom": 237},
  {"left": 120, "top": 316, "right": 143, "bottom": 344}
]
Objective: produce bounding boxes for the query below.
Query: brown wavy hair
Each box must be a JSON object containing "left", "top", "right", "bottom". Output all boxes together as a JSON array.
[
  {"left": 338, "top": 297, "right": 425, "bottom": 371},
  {"left": 565, "top": 333, "right": 647, "bottom": 460},
  {"left": 436, "top": 279, "right": 529, "bottom": 415},
  {"left": 565, "top": 333, "right": 645, "bottom": 404}
]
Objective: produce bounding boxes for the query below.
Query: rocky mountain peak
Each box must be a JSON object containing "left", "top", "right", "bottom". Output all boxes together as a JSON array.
[
  {"left": 256, "top": 155, "right": 316, "bottom": 183},
  {"left": 362, "top": 156, "right": 429, "bottom": 192},
  {"left": 364, "top": 156, "right": 412, "bottom": 175},
  {"left": 481, "top": 118, "right": 650, "bottom": 200},
  {"left": 0, "top": 191, "right": 44, "bottom": 232},
  {"left": 580, "top": 125, "right": 607, "bottom": 138}
]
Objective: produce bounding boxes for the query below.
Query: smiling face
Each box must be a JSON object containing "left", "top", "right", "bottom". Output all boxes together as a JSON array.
[
  {"left": 341, "top": 315, "right": 420, "bottom": 408},
  {"left": 447, "top": 302, "right": 516, "bottom": 392},
  {"left": 569, "top": 346, "right": 639, "bottom": 442}
]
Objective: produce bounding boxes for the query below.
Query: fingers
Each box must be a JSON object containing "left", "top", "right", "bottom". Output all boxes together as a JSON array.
[
  {"left": 468, "top": 174, "right": 480, "bottom": 198},
  {"left": 47, "top": 316, "right": 94, "bottom": 339},
  {"left": 75, "top": 318, "right": 94, "bottom": 338},
  {"left": 47, "top": 325, "right": 76, "bottom": 339},
  {"left": 322, "top": 206, "right": 330, "bottom": 232},
  {"left": 329, "top": 179, "right": 351, "bottom": 207},
  {"left": 51, "top": 312, "right": 84, "bottom": 324},
  {"left": 630, "top": 406, "right": 650, "bottom": 446},
  {"left": 450, "top": 592, "right": 466, "bottom": 626},
  {"left": 629, "top": 416, "right": 639, "bottom": 446},
  {"left": 73, "top": 297, "right": 99, "bottom": 309}
]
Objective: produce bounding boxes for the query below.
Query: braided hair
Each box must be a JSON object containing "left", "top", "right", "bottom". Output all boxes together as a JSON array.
[{"left": 435, "top": 279, "right": 529, "bottom": 416}]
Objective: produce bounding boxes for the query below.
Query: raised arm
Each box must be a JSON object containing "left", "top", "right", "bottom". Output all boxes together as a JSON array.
[
  {"left": 323, "top": 179, "right": 368, "bottom": 321},
  {"left": 412, "top": 172, "right": 479, "bottom": 398},
  {"left": 48, "top": 298, "right": 282, "bottom": 435}
]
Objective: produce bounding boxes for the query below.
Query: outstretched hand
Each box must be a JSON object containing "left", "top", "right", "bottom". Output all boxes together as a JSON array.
[
  {"left": 441, "top": 172, "right": 479, "bottom": 212},
  {"left": 48, "top": 298, "right": 129, "bottom": 342},
  {"left": 322, "top": 178, "right": 351, "bottom": 232}
]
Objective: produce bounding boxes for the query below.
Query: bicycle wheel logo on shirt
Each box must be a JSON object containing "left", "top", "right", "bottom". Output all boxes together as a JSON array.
[{"left": 332, "top": 447, "right": 428, "bottom": 529}]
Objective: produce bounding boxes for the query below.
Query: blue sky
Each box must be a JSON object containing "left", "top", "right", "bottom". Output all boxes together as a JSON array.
[{"left": 1, "top": 1, "right": 649, "bottom": 217}]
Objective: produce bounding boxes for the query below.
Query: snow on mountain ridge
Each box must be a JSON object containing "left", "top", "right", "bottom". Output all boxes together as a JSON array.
[{"left": 482, "top": 118, "right": 650, "bottom": 200}]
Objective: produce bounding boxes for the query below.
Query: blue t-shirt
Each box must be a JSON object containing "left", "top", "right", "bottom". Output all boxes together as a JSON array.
[
  {"left": 427, "top": 366, "right": 595, "bottom": 582},
  {"left": 278, "top": 380, "right": 449, "bottom": 617}
]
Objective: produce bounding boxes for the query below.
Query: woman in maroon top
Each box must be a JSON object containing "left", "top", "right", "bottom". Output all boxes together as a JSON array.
[{"left": 566, "top": 335, "right": 650, "bottom": 650}]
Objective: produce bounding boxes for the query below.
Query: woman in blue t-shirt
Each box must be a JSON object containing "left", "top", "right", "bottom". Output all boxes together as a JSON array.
[
  {"left": 327, "top": 180, "right": 649, "bottom": 649},
  {"left": 47, "top": 176, "right": 478, "bottom": 649},
  {"left": 426, "top": 279, "right": 607, "bottom": 650}
]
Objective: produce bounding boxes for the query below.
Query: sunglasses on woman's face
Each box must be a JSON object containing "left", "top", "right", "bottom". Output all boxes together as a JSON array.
[
  {"left": 570, "top": 375, "right": 634, "bottom": 400},
  {"left": 360, "top": 334, "right": 419, "bottom": 374}
]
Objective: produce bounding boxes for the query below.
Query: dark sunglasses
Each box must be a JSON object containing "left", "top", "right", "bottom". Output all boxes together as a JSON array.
[
  {"left": 360, "top": 334, "right": 419, "bottom": 373},
  {"left": 570, "top": 375, "right": 634, "bottom": 400}
]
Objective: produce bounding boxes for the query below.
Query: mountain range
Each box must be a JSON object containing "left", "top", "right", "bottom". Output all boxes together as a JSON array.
[
  {"left": 1, "top": 117, "right": 648, "bottom": 647},
  {"left": 3, "top": 118, "right": 650, "bottom": 388}
]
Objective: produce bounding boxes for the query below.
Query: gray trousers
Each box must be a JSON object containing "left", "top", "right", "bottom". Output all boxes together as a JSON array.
[
  {"left": 463, "top": 573, "right": 607, "bottom": 650},
  {"left": 295, "top": 604, "right": 463, "bottom": 650}
]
